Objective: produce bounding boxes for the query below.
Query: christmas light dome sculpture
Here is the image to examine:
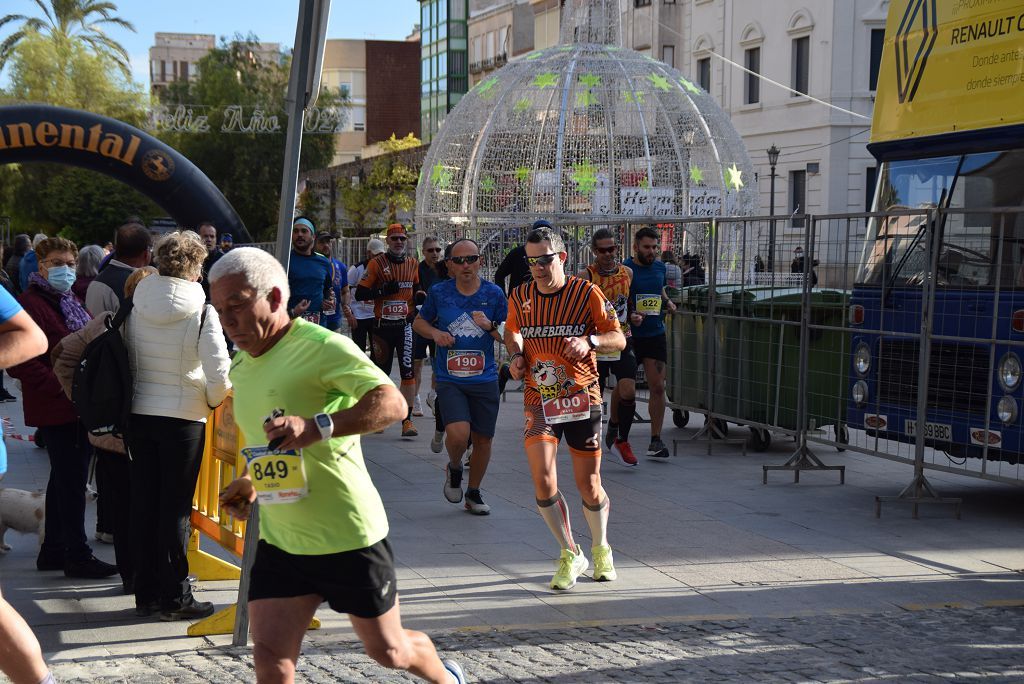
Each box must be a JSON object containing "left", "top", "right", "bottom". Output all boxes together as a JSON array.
[{"left": 415, "top": 0, "right": 758, "bottom": 265}]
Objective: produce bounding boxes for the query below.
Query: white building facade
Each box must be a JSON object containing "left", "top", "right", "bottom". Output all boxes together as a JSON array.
[{"left": 598, "top": 0, "right": 887, "bottom": 273}]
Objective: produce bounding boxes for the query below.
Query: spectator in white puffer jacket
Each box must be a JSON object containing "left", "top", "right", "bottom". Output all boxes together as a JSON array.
[{"left": 123, "top": 230, "right": 231, "bottom": 622}]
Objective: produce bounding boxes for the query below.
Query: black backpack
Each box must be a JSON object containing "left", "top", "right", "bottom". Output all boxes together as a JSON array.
[{"left": 72, "top": 299, "right": 134, "bottom": 437}]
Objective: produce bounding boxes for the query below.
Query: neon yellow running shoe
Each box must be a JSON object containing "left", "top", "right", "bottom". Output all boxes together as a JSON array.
[
  {"left": 592, "top": 544, "right": 617, "bottom": 581},
  {"left": 551, "top": 547, "right": 589, "bottom": 590}
]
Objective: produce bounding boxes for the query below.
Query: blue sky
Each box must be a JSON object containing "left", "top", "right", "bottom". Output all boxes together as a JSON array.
[{"left": 1, "top": 0, "right": 422, "bottom": 88}]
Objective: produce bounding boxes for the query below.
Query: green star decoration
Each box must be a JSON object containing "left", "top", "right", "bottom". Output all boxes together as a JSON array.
[
  {"left": 689, "top": 166, "right": 704, "bottom": 184},
  {"left": 623, "top": 90, "right": 645, "bottom": 104},
  {"left": 725, "top": 163, "right": 744, "bottom": 190},
  {"left": 579, "top": 73, "right": 601, "bottom": 89},
  {"left": 515, "top": 166, "right": 530, "bottom": 183},
  {"left": 430, "top": 163, "right": 453, "bottom": 189},
  {"left": 678, "top": 76, "right": 701, "bottom": 95},
  {"left": 572, "top": 161, "right": 598, "bottom": 196},
  {"left": 476, "top": 76, "right": 500, "bottom": 99},
  {"left": 479, "top": 175, "right": 496, "bottom": 194},
  {"left": 576, "top": 90, "right": 598, "bottom": 107},
  {"left": 647, "top": 73, "right": 671, "bottom": 92},
  {"left": 533, "top": 72, "right": 559, "bottom": 89},
  {"left": 514, "top": 98, "right": 532, "bottom": 112}
]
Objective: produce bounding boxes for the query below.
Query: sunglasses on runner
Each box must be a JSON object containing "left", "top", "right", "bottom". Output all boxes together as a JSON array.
[
  {"left": 389, "top": 235, "right": 407, "bottom": 242},
  {"left": 594, "top": 245, "right": 618, "bottom": 254},
  {"left": 425, "top": 247, "right": 443, "bottom": 253},
  {"left": 525, "top": 253, "right": 558, "bottom": 267},
  {"left": 449, "top": 255, "right": 480, "bottom": 265}
]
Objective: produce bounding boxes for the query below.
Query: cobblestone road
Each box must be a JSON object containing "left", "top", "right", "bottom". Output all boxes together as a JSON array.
[{"left": 50, "top": 606, "right": 1024, "bottom": 682}]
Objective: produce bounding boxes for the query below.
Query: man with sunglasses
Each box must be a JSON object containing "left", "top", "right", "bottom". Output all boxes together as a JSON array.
[
  {"left": 577, "top": 228, "right": 639, "bottom": 467},
  {"left": 505, "top": 226, "right": 625, "bottom": 591},
  {"left": 412, "top": 236, "right": 446, "bottom": 418},
  {"left": 356, "top": 224, "right": 422, "bottom": 437},
  {"left": 413, "top": 239, "right": 505, "bottom": 515},
  {"left": 623, "top": 226, "right": 678, "bottom": 460}
]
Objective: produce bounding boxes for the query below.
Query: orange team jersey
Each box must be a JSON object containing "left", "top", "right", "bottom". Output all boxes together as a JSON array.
[
  {"left": 585, "top": 264, "right": 631, "bottom": 336},
  {"left": 357, "top": 253, "right": 419, "bottom": 324},
  {"left": 506, "top": 276, "right": 620, "bottom": 408}
]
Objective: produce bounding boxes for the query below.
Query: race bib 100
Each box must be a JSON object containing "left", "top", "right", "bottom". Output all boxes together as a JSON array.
[{"left": 542, "top": 391, "right": 591, "bottom": 425}]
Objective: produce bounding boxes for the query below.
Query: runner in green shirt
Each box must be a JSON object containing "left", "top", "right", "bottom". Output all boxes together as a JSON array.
[{"left": 210, "top": 248, "right": 466, "bottom": 684}]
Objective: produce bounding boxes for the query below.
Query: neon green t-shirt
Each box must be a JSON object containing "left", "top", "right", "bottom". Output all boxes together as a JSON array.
[{"left": 229, "top": 319, "right": 391, "bottom": 555}]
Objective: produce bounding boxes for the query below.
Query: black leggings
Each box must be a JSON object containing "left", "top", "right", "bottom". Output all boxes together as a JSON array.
[{"left": 352, "top": 318, "right": 374, "bottom": 360}]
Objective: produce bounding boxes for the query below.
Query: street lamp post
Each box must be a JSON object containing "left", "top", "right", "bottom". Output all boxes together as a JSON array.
[{"left": 766, "top": 144, "right": 780, "bottom": 271}]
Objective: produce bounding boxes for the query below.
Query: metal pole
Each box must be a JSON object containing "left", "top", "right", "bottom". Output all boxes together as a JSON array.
[
  {"left": 274, "top": 0, "right": 332, "bottom": 269},
  {"left": 767, "top": 167, "right": 776, "bottom": 271}
]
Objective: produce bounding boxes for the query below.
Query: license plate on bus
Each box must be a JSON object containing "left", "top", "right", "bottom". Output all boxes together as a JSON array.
[{"left": 904, "top": 420, "right": 951, "bottom": 441}]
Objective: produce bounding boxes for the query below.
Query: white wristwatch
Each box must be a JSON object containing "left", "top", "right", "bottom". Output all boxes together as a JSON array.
[{"left": 313, "top": 413, "right": 334, "bottom": 441}]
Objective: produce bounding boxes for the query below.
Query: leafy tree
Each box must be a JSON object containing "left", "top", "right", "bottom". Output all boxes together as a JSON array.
[
  {"left": 159, "top": 36, "right": 343, "bottom": 241},
  {"left": 0, "top": 0, "right": 136, "bottom": 79},
  {"left": 0, "top": 29, "right": 153, "bottom": 242},
  {"left": 340, "top": 134, "right": 423, "bottom": 235}
]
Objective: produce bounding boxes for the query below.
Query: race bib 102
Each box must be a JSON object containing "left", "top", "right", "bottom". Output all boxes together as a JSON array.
[{"left": 382, "top": 300, "right": 408, "bottom": 320}]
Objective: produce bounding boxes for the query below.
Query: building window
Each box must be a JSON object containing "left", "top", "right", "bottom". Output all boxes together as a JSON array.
[
  {"left": 498, "top": 26, "right": 508, "bottom": 56},
  {"left": 662, "top": 45, "right": 675, "bottom": 68},
  {"left": 744, "top": 47, "right": 760, "bottom": 104},
  {"left": 635, "top": 0, "right": 652, "bottom": 6},
  {"left": 869, "top": 28, "right": 884, "bottom": 91},
  {"left": 865, "top": 166, "right": 878, "bottom": 212},
  {"left": 791, "top": 36, "right": 809, "bottom": 96},
  {"left": 697, "top": 56, "right": 710, "bottom": 91},
  {"left": 790, "top": 170, "right": 806, "bottom": 227}
]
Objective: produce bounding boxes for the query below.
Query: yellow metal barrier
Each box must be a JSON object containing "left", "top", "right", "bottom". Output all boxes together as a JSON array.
[{"left": 186, "top": 393, "right": 319, "bottom": 637}]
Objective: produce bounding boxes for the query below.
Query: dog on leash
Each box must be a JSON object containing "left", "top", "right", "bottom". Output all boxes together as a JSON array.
[{"left": 0, "top": 488, "right": 45, "bottom": 551}]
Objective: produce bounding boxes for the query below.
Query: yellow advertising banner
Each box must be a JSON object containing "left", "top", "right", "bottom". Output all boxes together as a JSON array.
[{"left": 872, "top": 0, "right": 1024, "bottom": 144}]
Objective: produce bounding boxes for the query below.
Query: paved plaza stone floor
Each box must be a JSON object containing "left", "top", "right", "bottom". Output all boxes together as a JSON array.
[{"left": 2, "top": 371, "right": 1024, "bottom": 682}]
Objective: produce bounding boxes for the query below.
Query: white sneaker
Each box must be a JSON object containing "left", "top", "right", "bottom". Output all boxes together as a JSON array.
[
  {"left": 426, "top": 390, "right": 437, "bottom": 416},
  {"left": 431, "top": 430, "right": 444, "bottom": 453},
  {"left": 412, "top": 395, "right": 424, "bottom": 416},
  {"left": 443, "top": 464, "right": 463, "bottom": 503},
  {"left": 551, "top": 547, "right": 589, "bottom": 590}
]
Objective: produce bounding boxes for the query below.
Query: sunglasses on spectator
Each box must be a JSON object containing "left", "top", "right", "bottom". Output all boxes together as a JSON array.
[
  {"left": 44, "top": 259, "right": 77, "bottom": 268},
  {"left": 389, "top": 235, "right": 407, "bottom": 242},
  {"left": 594, "top": 245, "right": 618, "bottom": 254},
  {"left": 425, "top": 247, "right": 442, "bottom": 253},
  {"left": 449, "top": 255, "right": 480, "bottom": 265},
  {"left": 525, "top": 253, "right": 558, "bottom": 267}
]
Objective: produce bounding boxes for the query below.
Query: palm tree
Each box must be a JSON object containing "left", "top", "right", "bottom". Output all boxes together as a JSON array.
[{"left": 0, "top": 0, "right": 136, "bottom": 79}]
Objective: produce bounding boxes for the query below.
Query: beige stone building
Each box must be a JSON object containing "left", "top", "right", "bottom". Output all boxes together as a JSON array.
[{"left": 148, "top": 33, "right": 280, "bottom": 96}]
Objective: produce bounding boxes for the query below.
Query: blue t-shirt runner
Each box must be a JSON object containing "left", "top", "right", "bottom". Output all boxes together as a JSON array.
[
  {"left": 319, "top": 256, "right": 348, "bottom": 331},
  {"left": 419, "top": 279, "right": 507, "bottom": 384},
  {"left": 287, "top": 251, "right": 333, "bottom": 320},
  {"left": 623, "top": 256, "right": 667, "bottom": 338}
]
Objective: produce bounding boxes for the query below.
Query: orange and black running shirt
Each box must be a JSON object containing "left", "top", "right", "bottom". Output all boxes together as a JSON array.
[
  {"left": 585, "top": 264, "right": 631, "bottom": 336},
  {"left": 357, "top": 253, "right": 419, "bottom": 326},
  {"left": 506, "top": 276, "right": 620, "bottom": 408}
]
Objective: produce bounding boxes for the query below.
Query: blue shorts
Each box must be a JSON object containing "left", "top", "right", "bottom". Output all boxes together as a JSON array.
[{"left": 436, "top": 380, "right": 500, "bottom": 438}]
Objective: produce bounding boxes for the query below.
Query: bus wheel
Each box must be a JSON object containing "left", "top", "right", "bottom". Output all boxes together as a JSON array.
[
  {"left": 749, "top": 428, "right": 771, "bottom": 452},
  {"left": 672, "top": 409, "right": 689, "bottom": 428},
  {"left": 835, "top": 424, "right": 849, "bottom": 452}
]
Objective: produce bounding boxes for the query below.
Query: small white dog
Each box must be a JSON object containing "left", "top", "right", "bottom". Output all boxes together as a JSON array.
[{"left": 0, "top": 488, "right": 45, "bottom": 551}]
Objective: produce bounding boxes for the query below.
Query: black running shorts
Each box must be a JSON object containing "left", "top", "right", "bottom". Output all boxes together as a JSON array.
[{"left": 248, "top": 538, "right": 398, "bottom": 618}]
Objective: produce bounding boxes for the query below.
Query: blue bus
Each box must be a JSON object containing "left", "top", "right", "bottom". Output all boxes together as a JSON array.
[{"left": 848, "top": 0, "right": 1024, "bottom": 464}]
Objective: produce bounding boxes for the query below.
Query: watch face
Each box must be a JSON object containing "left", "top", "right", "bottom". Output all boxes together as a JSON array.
[{"left": 315, "top": 414, "right": 331, "bottom": 429}]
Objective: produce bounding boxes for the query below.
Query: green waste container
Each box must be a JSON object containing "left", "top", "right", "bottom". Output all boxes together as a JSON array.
[{"left": 667, "top": 286, "right": 850, "bottom": 449}]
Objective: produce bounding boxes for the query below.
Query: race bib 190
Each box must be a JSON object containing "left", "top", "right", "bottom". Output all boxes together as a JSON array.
[
  {"left": 242, "top": 445, "right": 308, "bottom": 504},
  {"left": 447, "top": 350, "right": 485, "bottom": 377}
]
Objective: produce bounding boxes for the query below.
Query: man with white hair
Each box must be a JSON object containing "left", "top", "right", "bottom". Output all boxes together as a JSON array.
[{"left": 209, "top": 248, "right": 466, "bottom": 684}]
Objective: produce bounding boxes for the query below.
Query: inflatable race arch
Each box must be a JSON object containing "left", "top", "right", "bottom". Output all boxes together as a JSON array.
[{"left": 0, "top": 104, "right": 251, "bottom": 242}]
